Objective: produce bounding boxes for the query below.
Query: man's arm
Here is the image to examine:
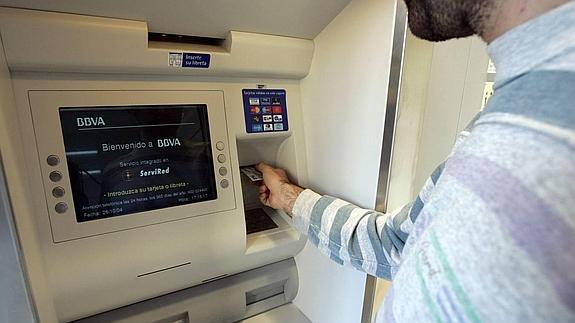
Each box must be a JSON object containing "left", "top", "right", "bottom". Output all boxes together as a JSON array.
[{"left": 255, "top": 163, "right": 428, "bottom": 280}]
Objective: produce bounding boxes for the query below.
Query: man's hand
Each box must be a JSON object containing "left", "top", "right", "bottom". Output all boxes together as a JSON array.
[{"left": 255, "top": 163, "right": 304, "bottom": 216}]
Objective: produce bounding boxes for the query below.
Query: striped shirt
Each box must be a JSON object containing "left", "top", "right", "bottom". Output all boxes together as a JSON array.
[{"left": 291, "top": 2, "right": 575, "bottom": 322}]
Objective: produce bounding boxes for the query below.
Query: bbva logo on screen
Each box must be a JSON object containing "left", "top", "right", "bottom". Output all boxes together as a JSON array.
[{"left": 77, "top": 117, "right": 106, "bottom": 127}]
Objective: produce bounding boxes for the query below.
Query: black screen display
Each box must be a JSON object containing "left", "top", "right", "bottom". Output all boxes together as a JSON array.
[{"left": 59, "top": 105, "right": 217, "bottom": 222}]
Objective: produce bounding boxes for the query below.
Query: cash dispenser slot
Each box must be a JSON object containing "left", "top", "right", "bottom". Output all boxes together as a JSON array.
[{"left": 245, "top": 279, "right": 287, "bottom": 306}]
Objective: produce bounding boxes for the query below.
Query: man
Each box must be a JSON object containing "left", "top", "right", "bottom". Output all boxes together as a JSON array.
[{"left": 256, "top": 0, "right": 575, "bottom": 321}]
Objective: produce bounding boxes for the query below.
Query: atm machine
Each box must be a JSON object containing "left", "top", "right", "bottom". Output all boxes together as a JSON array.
[{"left": 0, "top": 1, "right": 406, "bottom": 322}]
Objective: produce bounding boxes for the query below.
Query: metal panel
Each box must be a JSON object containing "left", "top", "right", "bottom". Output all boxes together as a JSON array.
[{"left": 361, "top": 1, "right": 408, "bottom": 322}]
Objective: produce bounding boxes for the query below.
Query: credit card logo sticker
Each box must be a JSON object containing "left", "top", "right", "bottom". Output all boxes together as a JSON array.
[
  {"left": 250, "top": 106, "right": 261, "bottom": 114},
  {"left": 243, "top": 89, "right": 288, "bottom": 134}
]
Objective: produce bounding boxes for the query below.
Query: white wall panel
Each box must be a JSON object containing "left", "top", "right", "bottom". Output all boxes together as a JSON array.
[
  {"left": 414, "top": 37, "right": 488, "bottom": 192},
  {"left": 295, "top": 0, "right": 398, "bottom": 322}
]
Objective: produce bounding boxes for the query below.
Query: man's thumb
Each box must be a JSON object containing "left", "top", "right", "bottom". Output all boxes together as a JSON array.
[{"left": 256, "top": 162, "right": 271, "bottom": 173}]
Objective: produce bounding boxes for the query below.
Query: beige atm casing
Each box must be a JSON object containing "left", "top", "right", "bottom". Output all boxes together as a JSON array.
[
  {"left": 15, "top": 81, "right": 308, "bottom": 322},
  {"left": 0, "top": 7, "right": 312, "bottom": 321}
]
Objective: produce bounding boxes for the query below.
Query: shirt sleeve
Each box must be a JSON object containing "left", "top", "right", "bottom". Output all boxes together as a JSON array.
[
  {"left": 291, "top": 190, "right": 413, "bottom": 279},
  {"left": 291, "top": 162, "right": 446, "bottom": 280}
]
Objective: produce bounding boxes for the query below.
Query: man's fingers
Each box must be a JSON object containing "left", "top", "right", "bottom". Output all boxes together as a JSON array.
[
  {"left": 256, "top": 162, "right": 272, "bottom": 173},
  {"left": 258, "top": 192, "right": 270, "bottom": 206},
  {"left": 258, "top": 184, "right": 269, "bottom": 193}
]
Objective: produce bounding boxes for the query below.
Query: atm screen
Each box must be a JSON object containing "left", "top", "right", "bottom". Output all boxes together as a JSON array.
[{"left": 59, "top": 105, "right": 217, "bottom": 222}]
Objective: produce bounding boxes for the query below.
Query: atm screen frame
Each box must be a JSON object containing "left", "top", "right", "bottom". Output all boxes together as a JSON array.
[{"left": 28, "top": 90, "right": 236, "bottom": 242}]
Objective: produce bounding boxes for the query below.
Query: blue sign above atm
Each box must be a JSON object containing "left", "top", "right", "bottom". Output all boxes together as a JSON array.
[{"left": 168, "top": 52, "right": 211, "bottom": 68}]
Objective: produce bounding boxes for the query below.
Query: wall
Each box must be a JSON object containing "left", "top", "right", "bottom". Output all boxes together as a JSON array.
[
  {"left": 386, "top": 31, "right": 433, "bottom": 212},
  {"left": 295, "top": 0, "right": 398, "bottom": 322},
  {"left": 414, "top": 36, "right": 488, "bottom": 192},
  {"left": 372, "top": 30, "right": 434, "bottom": 317}
]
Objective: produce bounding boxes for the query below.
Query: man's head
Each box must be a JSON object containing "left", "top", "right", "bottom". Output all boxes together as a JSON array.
[
  {"left": 404, "top": 0, "right": 498, "bottom": 42},
  {"left": 405, "top": 0, "right": 572, "bottom": 43}
]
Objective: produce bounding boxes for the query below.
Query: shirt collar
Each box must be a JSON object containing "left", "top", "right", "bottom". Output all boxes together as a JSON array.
[{"left": 487, "top": 1, "right": 575, "bottom": 86}]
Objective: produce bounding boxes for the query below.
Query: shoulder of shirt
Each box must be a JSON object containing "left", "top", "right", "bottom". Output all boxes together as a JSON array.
[{"left": 477, "top": 70, "right": 575, "bottom": 147}]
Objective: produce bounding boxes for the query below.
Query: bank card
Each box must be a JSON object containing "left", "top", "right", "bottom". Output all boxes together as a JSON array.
[{"left": 240, "top": 166, "right": 264, "bottom": 182}]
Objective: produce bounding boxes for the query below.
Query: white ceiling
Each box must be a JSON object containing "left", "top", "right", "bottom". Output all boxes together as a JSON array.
[{"left": 0, "top": 0, "right": 352, "bottom": 39}]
